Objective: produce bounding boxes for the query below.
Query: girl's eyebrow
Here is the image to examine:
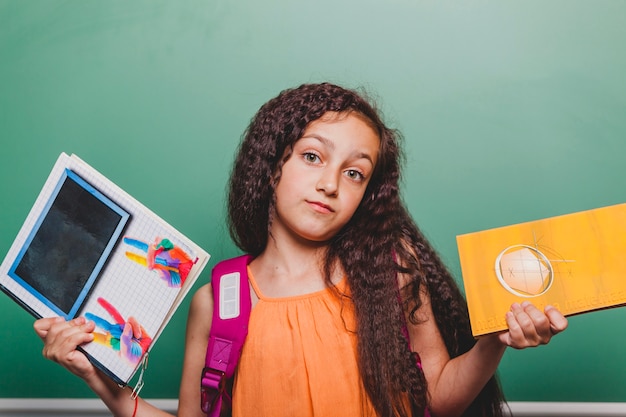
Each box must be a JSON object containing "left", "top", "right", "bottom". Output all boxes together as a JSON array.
[
  {"left": 300, "top": 134, "right": 376, "bottom": 165},
  {"left": 301, "top": 133, "right": 335, "bottom": 150}
]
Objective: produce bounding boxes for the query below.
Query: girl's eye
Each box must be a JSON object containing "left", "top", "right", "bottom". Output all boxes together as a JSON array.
[
  {"left": 303, "top": 152, "right": 320, "bottom": 163},
  {"left": 345, "top": 169, "right": 365, "bottom": 181}
]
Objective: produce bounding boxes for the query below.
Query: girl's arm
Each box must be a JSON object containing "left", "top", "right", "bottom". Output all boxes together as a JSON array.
[
  {"left": 177, "top": 283, "right": 214, "bottom": 417},
  {"left": 34, "top": 282, "right": 214, "bottom": 417},
  {"left": 407, "top": 289, "right": 567, "bottom": 417}
]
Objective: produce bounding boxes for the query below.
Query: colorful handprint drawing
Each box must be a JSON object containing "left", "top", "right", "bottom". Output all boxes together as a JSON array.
[
  {"left": 85, "top": 297, "right": 152, "bottom": 365},
  {"left": 123, "top": 236, "right": 196, "bottom": 287}
]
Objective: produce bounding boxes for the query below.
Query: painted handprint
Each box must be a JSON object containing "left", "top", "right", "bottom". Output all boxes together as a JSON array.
[
  {"left": 123, "top": 236, "right": 196, "bottom": 287},
  {"left": 85, "top": 297, "right": 152, "bottom": 365}
]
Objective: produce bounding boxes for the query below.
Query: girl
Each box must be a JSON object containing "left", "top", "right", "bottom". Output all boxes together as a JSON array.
[{"left": 35, "top": 82, "right": 568, "bottom": 417}]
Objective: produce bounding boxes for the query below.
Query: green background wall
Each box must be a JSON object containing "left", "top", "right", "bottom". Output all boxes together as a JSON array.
[{"left": 1, "top": 0, "right": 625, "bottom": 402}]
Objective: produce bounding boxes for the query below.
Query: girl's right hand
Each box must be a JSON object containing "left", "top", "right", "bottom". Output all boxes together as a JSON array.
[{"left": 34, "top": 316, "right": 98, "bottom": 381}]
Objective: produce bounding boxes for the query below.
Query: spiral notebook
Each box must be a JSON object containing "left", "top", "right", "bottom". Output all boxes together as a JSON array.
[{"left": 0, "top": 152, "right": 210, "bottom": 387}]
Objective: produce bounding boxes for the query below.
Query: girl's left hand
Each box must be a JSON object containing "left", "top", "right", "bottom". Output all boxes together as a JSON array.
[{"left": 498, "top": 302, "right": 568, "bottom": 349}]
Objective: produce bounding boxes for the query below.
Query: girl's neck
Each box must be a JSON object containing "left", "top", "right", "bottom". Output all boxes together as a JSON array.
[{"left": 249, "top": 236, "right": 342, "bottom": 298}]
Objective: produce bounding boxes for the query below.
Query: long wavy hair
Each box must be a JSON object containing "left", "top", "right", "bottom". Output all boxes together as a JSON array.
[{"left": 227, "top": 82, "right": 505, "bottom": 417}]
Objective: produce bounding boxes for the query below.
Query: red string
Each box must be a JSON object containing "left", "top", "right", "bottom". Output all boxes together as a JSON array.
[{"left": 132, "top": 395, "right": 138, "bottom": 417}]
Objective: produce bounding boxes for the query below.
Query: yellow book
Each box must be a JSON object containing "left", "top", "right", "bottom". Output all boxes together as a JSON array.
[{"left": 457, "top": 203, "right": 626, "bottom": 337}]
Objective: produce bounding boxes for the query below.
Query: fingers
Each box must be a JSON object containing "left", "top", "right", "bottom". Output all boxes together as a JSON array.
[
  {"left": 502, "top": 302, "right": 567, "bottom": 349},
  {"left": 545, "top": 305, "right": 568, "bottom": 335},
  {"left": 120, "top": 321, "right": 133, "bottom": 359},
  {"left": 33, "top": 316, "right": 65, "bottom": 339},
  {"left": 513, "top": 302, "right": 551, "bottom": 343},
  {"left": 121, "top": 317, "right": 150, "bottom": 363},
  {"left": 127, "top": 316, "right": 143, "bottom": 339},
  {"left": 37, "top": 317, "right": 96, "bottom": 361}
]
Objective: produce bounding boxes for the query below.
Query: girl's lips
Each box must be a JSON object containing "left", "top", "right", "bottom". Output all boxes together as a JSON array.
[{"left": 308, "top": 201, "right": 334, "bottom": 213}]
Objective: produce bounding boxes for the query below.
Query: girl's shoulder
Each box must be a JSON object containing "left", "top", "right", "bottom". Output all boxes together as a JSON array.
[
  {"left": 191, "top": 282, "right": 213, "bottom": 301},
  {"left": 188, "top": 283, "right": 214, "bottom": 331}
]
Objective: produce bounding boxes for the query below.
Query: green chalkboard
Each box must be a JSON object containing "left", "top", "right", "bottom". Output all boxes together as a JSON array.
[{"left": 1, "top": 0, "right": 625, "bottom": 402}]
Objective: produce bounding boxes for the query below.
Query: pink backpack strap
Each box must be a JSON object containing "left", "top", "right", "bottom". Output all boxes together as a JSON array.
[{"left": 201, "top": 254, "right": 253, "bottom": 416}]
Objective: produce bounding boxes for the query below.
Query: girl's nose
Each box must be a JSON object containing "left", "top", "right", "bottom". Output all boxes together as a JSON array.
[{"left": 316, "top": 170, "right": 339, "bottom": 196}]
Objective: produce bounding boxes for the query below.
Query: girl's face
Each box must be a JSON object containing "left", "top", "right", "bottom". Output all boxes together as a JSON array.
[{"left": 271, "top": 111, "right": 380, "bottom": 245}]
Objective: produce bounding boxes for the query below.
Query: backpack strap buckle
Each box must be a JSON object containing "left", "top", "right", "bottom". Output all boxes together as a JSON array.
[{"left": 200, "top": 367, "right": 226, "bottom": 414}]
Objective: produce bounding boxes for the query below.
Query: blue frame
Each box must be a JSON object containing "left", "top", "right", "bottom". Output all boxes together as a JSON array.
[{"left": 7, "top": 169, "right": 130, "bottom": 319}]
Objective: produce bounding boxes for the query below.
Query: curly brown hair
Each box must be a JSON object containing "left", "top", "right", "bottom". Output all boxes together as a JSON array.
[{"left": 227, "top": 82, "right": 505, "bottom": 417}]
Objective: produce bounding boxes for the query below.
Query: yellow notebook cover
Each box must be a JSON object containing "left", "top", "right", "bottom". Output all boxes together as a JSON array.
[{"left": 457, "top": 203, "right": 626, "bottom": 337}]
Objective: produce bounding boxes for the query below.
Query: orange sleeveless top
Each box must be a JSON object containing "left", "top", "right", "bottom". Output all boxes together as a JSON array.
[{"left": 231, "top": 268, "right": 376, "bottom": 417}]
